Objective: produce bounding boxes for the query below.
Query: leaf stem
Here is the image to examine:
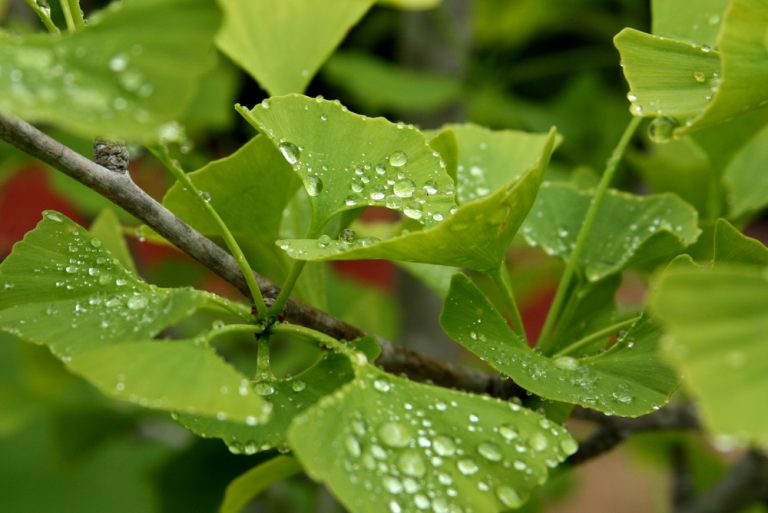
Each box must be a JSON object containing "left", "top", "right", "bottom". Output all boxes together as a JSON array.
[
  {"left": 489, "top": 264, "right": 527, "bottom": 340},
  {"left": 268, "top": 261, "right": 306, "bottom": 317},
  {"left": 270, "top": 322, "right": 346, "bottom": 353},
  {"left": 205, "top": 323, "right": 264, "bottom": 342},
  {"left": 256, "top": 336, "right": 271, "bottom": 379},
  {"left": 150, "top": 146, "right": 269, "bottom": 319},
  {"left": 537, "top": 116, "right": 641, "bottom": 353},
  {"left": 59, "top": 0, "right": 84, "bottom": 31},
  {"left": 24, "top": 0, "right": 59, "bottom": 33},
  {"left": 552, "top": 315, "right": 640, "bottom": 358}
]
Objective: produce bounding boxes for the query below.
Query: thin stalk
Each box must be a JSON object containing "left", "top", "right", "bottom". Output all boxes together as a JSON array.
[
  {"left": 255, "top": 337, "right": 271, "bottom": 379},
  {"left": 552, "top": 316, "right": 640, "bottom": 358},
  {"left": 489, "top": 264, "right": 527, "bottom": 340},
  {"left": 205, "top": 294, "right": 252, "bottom": 320},
  {"left": 270, "top": 323, "right": 345, "bottom": 353},
  {"left": 24, "top": 0, "right": 60, "bottom": 33},
  {"left": 267, "top": 220, "right": 322, "bottom": 316},
  {"left": 150, "top": 146, "right": 269, "bottom": 318},
  {"left": 58, "top": 0, "right": 82, "bottom": 31},
  {"left": 537, "top": 116, "right": 641, "bottom": 353},
  {"left": 205, "top": 323, "right": 264, "bottom": 342},
  {"left": 268, "top": 260, "right": 307, "bottom": 316}
]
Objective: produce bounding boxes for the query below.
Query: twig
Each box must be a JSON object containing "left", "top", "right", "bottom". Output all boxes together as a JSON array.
[
  {"left": 676, "top": 450, "right": 768, "bottom": 513},
  {"left": 672, "top": 443, "right": 696, "bottom": 509},
  {"left": 567, "top": 404, "right": 700, "bottom": 465},
  {"left": 0, "top": 113, "right": 509, "bottom": 395}
]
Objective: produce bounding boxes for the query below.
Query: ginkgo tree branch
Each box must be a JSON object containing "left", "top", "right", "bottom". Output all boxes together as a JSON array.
[{"left": 0, "top": 113, "right": 500, "bottom": 394}]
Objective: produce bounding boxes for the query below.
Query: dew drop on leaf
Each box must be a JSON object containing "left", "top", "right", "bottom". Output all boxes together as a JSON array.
[
  {"left": 456, "top": 458, "right": 479, "bottom": 475},
  {"left": 397, "top": 450, "right": 426, "bottom": 477},
  {"left": 278, "top": 141, "right": 300, "bottom": 164},
  {"left": 305, "top": 175, "right": 322, "bottom": 197},
  {"left": 393, "top": 180, "right": 416, "bottom": 198},
  {"left": 388, "top": 151, "right": 407, "bottom": 167},
  {"left": 496, "top": 485, "right": 523, "bottom": 508},
  {"left": 126, "top": 295, "right": 147, "bottom": 310},
  {"left": 648, "top": 116, "right": 678, "bottom": 144},
  {"left": 477, "top": 441, "right": 503, "bottom": 461},
  {"left": 378, "top": 421, "right": 412, "bottom": 448}
]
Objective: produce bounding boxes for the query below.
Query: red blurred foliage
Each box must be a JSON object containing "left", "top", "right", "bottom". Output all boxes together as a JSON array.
[{"left": 0, "top": 167, "right": 83, "bottom": 256}]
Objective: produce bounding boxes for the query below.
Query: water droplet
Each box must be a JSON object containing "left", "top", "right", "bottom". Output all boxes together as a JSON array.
[
  {"left": 109, "top": 53, "right": 129, "bottom": 72},
  {"left": 291, "top": 380, "right": 306, "bottom": 392},
  {"left": 317, "top": 234, "right": 332, "bottom": 248},
  {"left": 398, "top": 450, "right": 426, "bottom": 477},
  {"left": 344, "top": 195, "right": 358, "bottom": 206},
  {"left": 648, "top": 116, "right": 678, "bottom": 144},
  {"left": 498, "top": 424, "right": 519, "bottom": 441},
  {"left": 379, "top": 422, "right": 411, "bottom": 448},
  {"left": 403, "top": 205, "right": 423, "bottom": 220},
  {"left": 45, "top": 212, "right": 63, "bottom": 222},
  {"left": 200, "top": 191, "right": 211, "bottom": 203},
  {"left": 560, "top": 438, "right": 578, "bottom": 455},
  {"left": 553, "top": 356, "right": 579, "bottom": 370},
  {"left": 414, "top": 495, "right": 430, "bottom": 510},
  {"left": 65, "top": 265, "right": 78, "bottom": 274},
  {"left": 389, "top": 501, "right": 402, "bottom": 513},
  {"left": 127, "top": 295, "right": 147, "bottom": 309},
  {"left": 457, "top": 458, "right": 479, "bottom": 475},
  {"left": 370, "top": 189, "right": 386, "bottom": 201},
  {"left": 693, "top": 71, "right": 706, "bottom": 83},
  {"left": 630, "top": 103, "right": 644, "bottom": 116},
  {"left": 254, "top": 382, "right": 275, "bottom": 396},
  {"left": 393, "top": 180, "right": 416, "bottom": 198},
  {"left": 388, "top": 151, "right": 408, "bottom": 167},
  {"left": 477, "top": 441, "right": 503, "bottom": 462},
  {"left": 305, "top": 175, "right": 322, "bottom": 197},
  {"left": 529, "top": 433, "right": 548, "bottom": 451},
  {"left": 383, "top": 476, "right": 404, "bottom": 494},
  {"left": 90, "top": 239, "right": 102, "bottom": 248},
  {"left": 433, "top": 436, "right": 456, "bottom": 457},
  {"left": 245, "top": 415, "right": 258, "bottom": 426},
  {"left": 373, "top": 379, "right": 392, "bottom": 392},
  {"left": 496, "top": 485, "right": 523, "bottom": 508},
  {"left": 423, "top": 180, "right": 438, "bottom": 195},
  {"left": 345, "top": 435, "right": 361, "bottom": 457},
  {"left": 278, "top": 142, "right": 300, "bottom": 164}
]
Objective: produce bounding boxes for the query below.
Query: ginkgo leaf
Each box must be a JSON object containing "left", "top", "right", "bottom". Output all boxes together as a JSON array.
[
  {"left": 0, "top": 0, "right": 220, "bottom": 141},
  {"left": 521, "top": 183, "right": 701, "bottom": 281},
  {"left": 441, "top": 274, "right": 678, "bottom": 416},
  {"left": 275, "top": 129, "right": 557, "bottom": 273},
  {"left": 238, "top": 94, "right": 457, "bottom": 231},
  {"left": 216, "top": 0, "right": 374, "bottom": 96},
  {"left": 651, "top": 264, "right": 768, "bottom": 448},
  {"left": 289, "top": 363, "right": 577, "bottom": 513},
  {"left": 0, "top": 212, "right": 235, "bottom": 360}
]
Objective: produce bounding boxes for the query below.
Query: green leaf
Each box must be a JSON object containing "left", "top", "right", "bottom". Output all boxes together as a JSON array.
[
  {"left": 522, "top": 183, "right": 701, "bottom": 281},
  {"left": 238, "top": 94, "right": 457, "bottom": 230},
  {"left": 548, "top": 275, "right": 622, "bottom": 356},
  {"left": 713, "top": 219, "right": 768, "bottom": 265},
  {"left": 0, "top": 212, "right": 227, "bottom": 360},
  {"left": 289, "top": 363, "right": 577, "bottom": 513},
  {"left": 89, "top": 208, "right": 136, "bottom": 274},
  {"left": 163, "top": 135, "right": 300, "bottom": 283},
  {"left": 615, "top": 0, "right": 768, "bottom": 137},
  {"left": 175, "top": 351, "right": 356, "bottom": 453},
  {"left": 441, "top": 274, "right": 678, "bottom": 416},
  {"left": 322, "top": 51, "right": 461, "bottom": 114},
  {"left": 650, "top": 265, "right": 768, "bottom": 448},
  {"left": 67, "top": 339, "right": 271, "bottom": 425},
  {"left": 216, "top": 0, "right": 374, "bottom": 96},
  {"left": 447, "top": 124, "right": 560, "bottom": 204},
  {"left": 327, "top": 276, "right": 401, "bottom": 341},
  {"left": 0, "top": 0, "right": 221, "bottom": 141},
  {"left": 398, "top": 261, "right": 459, "bottom": 298},
  {"left": 652, "top": 0, "right": 729, "bottom": 47},
  {"left": 220, "top": 456, "right": 303, "bottom": 513},
  {"left": 377, "top": 0, "right": 442, "bottom": 8},
  {"left": 723, "top": 123, "right": 768, "bottom": 217},
  {"left": 276, "top": 129, "right": 557, "bottom": 273}
]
